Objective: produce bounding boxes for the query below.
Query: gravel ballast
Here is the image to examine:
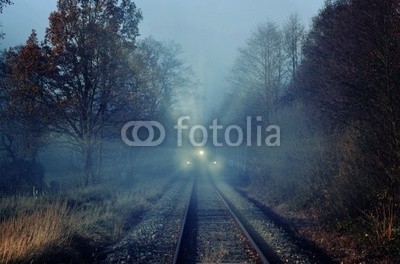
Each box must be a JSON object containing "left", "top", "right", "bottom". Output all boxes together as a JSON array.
[
  {"left": 214, "top": 179, "right": 321, "bottom": 263},
  {"left": 102, "top": 178, "right": 193, "bottom": 264}
]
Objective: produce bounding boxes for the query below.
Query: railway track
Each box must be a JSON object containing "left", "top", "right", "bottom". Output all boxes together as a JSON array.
[{"left": 174, "top": 174, "right": 269, "bottom": 264}]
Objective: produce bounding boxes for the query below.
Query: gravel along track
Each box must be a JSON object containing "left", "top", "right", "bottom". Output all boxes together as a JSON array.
[
  {"left": 214, "top": 180, "right": 326, "bottom": 264},
  {"left": 102, "top": 178, "right": 193, "bottom": 264},
  {"left": 101, "top": 175, "right": 327, "bottom": 263},
  {"left": 176, "top": 176, "right": 267, "bottom": 264}
]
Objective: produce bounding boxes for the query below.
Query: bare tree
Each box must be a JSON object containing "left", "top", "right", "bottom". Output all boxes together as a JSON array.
[
  {"left": 133, "top": 36, "right": 196, "bottom": 119},
  {"left": 283, "top": 13, "right": 305, "bottom": 85},
  {"left": 229, "top": 20, "right": 287, "bottom": 117}
]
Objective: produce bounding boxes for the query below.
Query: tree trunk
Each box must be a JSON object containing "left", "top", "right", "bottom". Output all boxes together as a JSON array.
[{"left": 82, "top": 142, "right": 93, "bottom": 187}]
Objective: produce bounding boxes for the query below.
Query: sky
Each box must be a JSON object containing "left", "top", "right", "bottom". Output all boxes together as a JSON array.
[{"left": 0, "top": 0, "right": 325, "bottom": 119}]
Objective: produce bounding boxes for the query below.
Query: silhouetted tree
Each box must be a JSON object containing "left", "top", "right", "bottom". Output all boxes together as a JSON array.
[
  {"left": 283, "top": 13, "right": 305, "bottom": 85},
  {"left": 39, "top": 0, "right": 142, "bottom": 186},
  {"left": 0, "top": 31, "right": 50, "bottom": 162},
  {"left": 229, "top": 21, "right": 285, "bottom": 116},
  {"left": 298, "top": 0, "right": 400, "bottom": 242},
  {"left": 133, "top": 36, "right": 195, "bottom": 119}
]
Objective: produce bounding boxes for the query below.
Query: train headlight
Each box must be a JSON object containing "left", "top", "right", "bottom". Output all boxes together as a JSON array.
[{"left": 198, "top": 150, "right": 205, "bottom": 156}]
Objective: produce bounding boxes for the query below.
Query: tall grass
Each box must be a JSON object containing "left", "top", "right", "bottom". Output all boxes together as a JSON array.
[
  {"left": 0, "top": 175, "right": 173, "bottom": 263},
  {"left": 0, "top": 200, "right": 102, "bottom": 263}
]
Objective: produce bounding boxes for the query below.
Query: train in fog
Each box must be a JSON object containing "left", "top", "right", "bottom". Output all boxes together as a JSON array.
[{"left": 181, "top": 147, "right": 219, "bottom": 169}]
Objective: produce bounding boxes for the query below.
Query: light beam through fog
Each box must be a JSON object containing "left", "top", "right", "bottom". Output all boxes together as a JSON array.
[{"left": 134, "top": 0, "right": 325, "bottom": 119}]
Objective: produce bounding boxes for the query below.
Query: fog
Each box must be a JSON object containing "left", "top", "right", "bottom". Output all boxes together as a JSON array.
[
  {"left": 1, "top": 0, "right": 325, "bottom": 119},
  {"left": 4, "top": 1, "right": 395, "bottom": 263},
  {"left": 135, "top": 1, "right": 324, "bottom": 118}
]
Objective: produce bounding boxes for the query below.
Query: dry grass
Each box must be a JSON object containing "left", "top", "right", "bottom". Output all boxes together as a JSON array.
[
  {"left": 0, "top": 200, "right": 103, "bottom": 263},
  {"left": 0, "top": 176, "right": 172, "bottom": 263},
  {"left": 0, "top": 196, "right": 48, "bottom": 222}
]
